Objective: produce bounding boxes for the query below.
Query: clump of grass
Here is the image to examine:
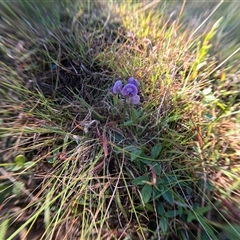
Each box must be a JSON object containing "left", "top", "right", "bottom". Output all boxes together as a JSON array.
[{"left": 0, "top": 1, "right": 239, "bottom": 239}]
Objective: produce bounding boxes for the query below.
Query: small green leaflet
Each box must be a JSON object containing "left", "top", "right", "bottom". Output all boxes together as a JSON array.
[
  {"left": 151, "top": 143, "right": 162, "bottom": 159},
  {"left": 160, "top": 217, "right": 168, "bottom": 233},
  {"left": 132, "top": 175, "right": 149, "bottom": 186},
  {"left": 130, "top": 148, "right": 142, "bottom": 161},
  {"left": 141, "top": 184, "right": 152, "bottom": 204},
  {"left": 14, "top": 154, "right": 26, "bottom": 167},
  {"left": 162, "top": 188, "right": 174, "bottom": 205}
]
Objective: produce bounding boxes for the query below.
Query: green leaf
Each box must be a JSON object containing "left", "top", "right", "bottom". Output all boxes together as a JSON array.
[
  {"left": 187, "top": 206, "right": 212, "bottom": 224},
  {"left": 162, "top": 188, "right": 174, "bottom": 205},
  {"left": 14, "top": 154, "right": 26, "bottom": 167},
  {"left": 139, "top": 154, "right": 152, "bottom": 165},
  {"left": 131, "top": 107, "right": 142, "bottom": 121},
  {"left": 124, "top": 145, "right": 138, "bottom": 152},
  {"left": 132, "top": 175, "right": 149, "bottom": 186},
  {"left": 141, "top": 184, "right": 152, "bottom": 204},
  {"left": 111, "top": 131, "right": 124, "bottom": 144},
  {"left": 46, "top": 156, "right": 55, "bottom": 164},
  {"left": 187, "top": 211, "right": 196, "bottom": 223},
  {"left": 194, "top": 206, "right": 211, "bottom": 215},
  {"left": 143, "top": 202, "right": 154, "bottom": 212},
  {"left": 165, "top": 210, "right": 179, "bottom": 218},
  {"left": 151, "top": 143, "right": 162, "bottom": 159},
  {"left": 130, "top": 148, "right": 142, "bottom": 161},
  {"left": 204, "top": 113, "right": 215, "bottom": 121},
  {"left": 153, "top": 164, "right": 161, "bottom": 176},
  {"left": 7, "top": 165, "right": 21, "bottom": 172},
  {"left": 156, "top": 178, "right": 165, "bottom": 185},
  {"left": 47, "top": 148, "right": 59, "bottom": 164},
  {"left": 131, "top": 108, "right": 138, "bottom": 121},
  {"left": 201, "top": 231, "right": 213, "bottom": 240},
  {"left": 134, "top": 203, "right": 154, "bottom": 212},
  {"left": 24, "top": 161, "right": 34, "bottom": 168},
  {"left": 157, "top": 202, "right": 165, "bottom": 215},
  {"left": 12, "top": 181, "right": 25, "bottom": 196},
  {"left": 223, "top": 224, "right": 240, "bottom": 240},
  {"left": 178, "top": 206, "right": 183, "bottom": 216},
  {"left": 123, "top": 119, "right": 134, "bottom": 126},
  {"left": 160, "top": 217, "right": 168, "bottom": 233},
  {"left": 153, "top": 182, "right": 165, "bottom": 199},
  {"left": 137, "top": 108, "right": 143, "bottom": 117}
]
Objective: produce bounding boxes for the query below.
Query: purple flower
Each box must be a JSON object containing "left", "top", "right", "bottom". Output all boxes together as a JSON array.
[
  {"left": 121, "top": 83, "right": 138, "bottom": 97},
  {"left": 111, "top": 78, "right": 141, "bottom": 105},
  {"left": 111, "top": 80, "right": 123, "bottom": 94},
  {"left": 128, "top": 77, "right": 140, "bottom": 88},
  {"left": 127, "top": 95, "right": 140, "bottom": 105}
]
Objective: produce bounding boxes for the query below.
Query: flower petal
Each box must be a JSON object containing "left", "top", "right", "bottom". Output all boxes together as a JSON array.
[
  {"left": 127, "top": 95, "right": 140, "bottom": 104},
  {"left": 112, "top": 80, "right": 123, "bottom": 94},
  {"left": 121, "top": 83, "right": 138, "bottom": 96},
  {"left": 128, "top": 77, "right": 140, "bottom": 88}
]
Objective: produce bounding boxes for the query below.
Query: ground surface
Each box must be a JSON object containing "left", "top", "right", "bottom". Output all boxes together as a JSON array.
[{"left": 0, "top": 1, "right": 239, "bottom": 240}]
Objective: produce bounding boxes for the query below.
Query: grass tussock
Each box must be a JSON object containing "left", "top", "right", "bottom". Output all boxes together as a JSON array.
[{"left": 0, "top": 1, "right": 240, "bottom": 239}]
